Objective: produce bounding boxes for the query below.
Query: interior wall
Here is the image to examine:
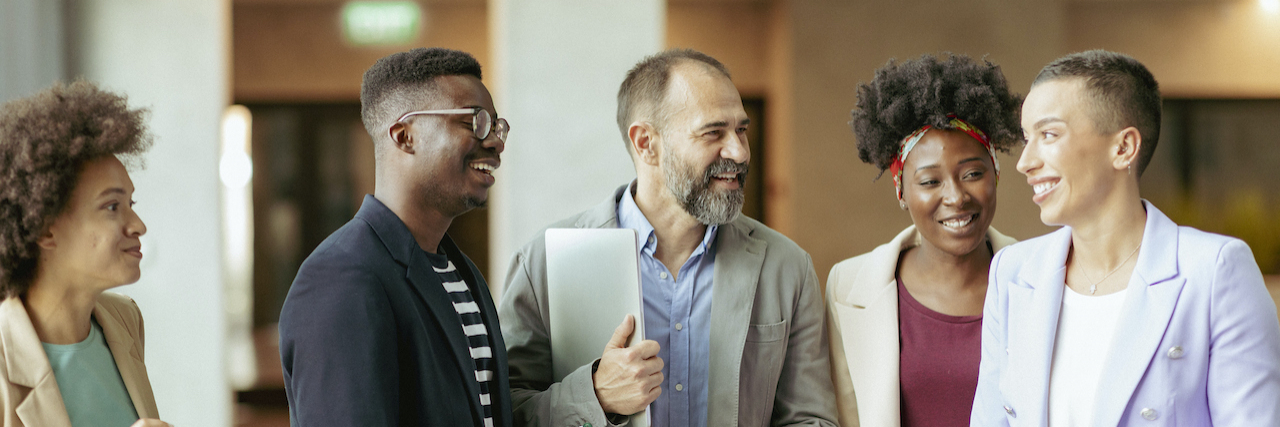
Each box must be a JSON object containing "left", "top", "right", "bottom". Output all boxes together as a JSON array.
[
  {"left": 68, "top": 0, "right": 232, "bottom": 424},
  {"left": 0, "top": 0, "right": 64, "bottom": 102},
  {"left": 233, "top": 0, "right": 489, "bottom": 102},
  {"left": 1067, "top": 0, "right": 1280, "bottom": 98}
]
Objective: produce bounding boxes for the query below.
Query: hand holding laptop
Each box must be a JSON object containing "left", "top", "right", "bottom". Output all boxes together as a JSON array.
[{"left": 592, "top": 314, "right": 664, "bottom": 416}]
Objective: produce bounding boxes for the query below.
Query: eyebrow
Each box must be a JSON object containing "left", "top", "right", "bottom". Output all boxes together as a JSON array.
[
  {"left": 1032, "top": 117, "right": 1066, "bottom": 129},
  {"left": 98, "top": 188, "right": 127, "bottom": 197},
  {"left": 695, "top": 118, "right": 751, "bottom": 133},
  {"left": 914, "top": 157, "right": 986, "bottom": 172}
]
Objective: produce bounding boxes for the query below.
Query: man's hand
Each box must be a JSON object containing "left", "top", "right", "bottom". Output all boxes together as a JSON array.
[
  {"left": 592, "top": 314, "right": 663, "bottom": 415},
  {"left": 130, "top": 419, "right": 172, "bottom": 427}
]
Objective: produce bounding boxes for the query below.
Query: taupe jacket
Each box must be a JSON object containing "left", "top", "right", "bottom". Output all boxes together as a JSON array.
[
  {"left": 825, "top": 226, "right": 1015, "bottom": 427},
  {"left": 499, "top": 185, "right": 838, "bottom": 427},
  {"left": 0, "top": 292, "right": 159, "bottom": 427}
]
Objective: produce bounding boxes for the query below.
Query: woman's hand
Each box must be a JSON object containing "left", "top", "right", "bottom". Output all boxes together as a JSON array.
[{"left": 130, "top": 418, "right": 172, "bottom": 427}]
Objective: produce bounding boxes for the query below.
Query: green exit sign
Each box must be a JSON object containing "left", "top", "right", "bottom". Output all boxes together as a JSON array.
[{"left": 342, "top": 1, "right": 422, "bottom": 46}]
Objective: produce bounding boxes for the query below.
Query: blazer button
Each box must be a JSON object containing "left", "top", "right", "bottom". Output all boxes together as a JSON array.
[
  {"left": 1141, "top": 408, "right": 1158, "bottom": 420},
  {"left": 1004, "top": 406, "right": 1016, "bottom": 417},
  {"left": 1167, "top": 346, "right": 1184, "bottom": 359}
]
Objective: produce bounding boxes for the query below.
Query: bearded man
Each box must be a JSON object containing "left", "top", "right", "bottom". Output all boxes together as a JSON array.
[{"left": 498, "top": 49, "right": 838, "bottom": 427}]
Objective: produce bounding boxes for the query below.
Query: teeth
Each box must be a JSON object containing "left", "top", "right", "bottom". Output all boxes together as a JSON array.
[
  {"left": 470, "top": 163, "right": 496, "bottom": 173},
  {"left": 941, "top": 214, "right": 975, "bottom": 229},
  {"left": 1033, "top": 182, "right": 1055, "bottom": 195},
  {"left": 714, "top": 173, "right": 736, "bottom": 180}
]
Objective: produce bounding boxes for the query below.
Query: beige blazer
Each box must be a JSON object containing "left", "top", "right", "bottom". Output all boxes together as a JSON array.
[
  {"left": 825, "top": 226, "right": 1015, "bottom": 427},
  {"left": 0, "top": 292, "right": 160, "bottom": 427},
  {"left": 499, "top": 184, "right": 838, "bottom": 427}
]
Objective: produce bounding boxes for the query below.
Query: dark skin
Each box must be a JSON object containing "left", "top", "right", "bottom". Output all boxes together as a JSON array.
[
  {"left": 897, "top": 129, "right": 998, "bottom": 317},
  {"left": 375, "top": 75, "right": 504, "bottom": 253}
]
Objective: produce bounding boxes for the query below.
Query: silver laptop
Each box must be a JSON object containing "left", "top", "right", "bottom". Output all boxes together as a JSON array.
[{"left": 545, "top": 228, "right": 649, "bottom": 426}]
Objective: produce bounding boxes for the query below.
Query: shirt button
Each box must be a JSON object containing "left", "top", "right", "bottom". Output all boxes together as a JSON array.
[
  {"left": 1141, "top": 408, "right": 1158, "bottom": 420},
  {"left": 659, "top": 272, "right": 668, "bottom": 279},
  {"left": 1004, "top": 406, "right": 1015, "bottom": 417},
  {"left": 648, "top": 236, "right": 655, "bottom": 244},
  {"left": 1167, "top": 346, "right": 1184, "bottom": 359},
  {"left": 675, "top": 323, "right": 683, "bottom": 331},
  {"left": 675, "top": 383, "right": 684, "bottom": 391}
]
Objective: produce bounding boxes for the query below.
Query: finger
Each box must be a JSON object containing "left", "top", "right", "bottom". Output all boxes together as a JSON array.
[
  {"left": 634, "top": 340, "right": 661, "bottom": 359},
  {"left": 646, "top": 383, "right": 663, "bottom": 403},
  {"left": 605, "top": 314, "right": 635, "bottom": 350},
  {"left": 643, "top": 356, "right": 664, "bottom": 374}
]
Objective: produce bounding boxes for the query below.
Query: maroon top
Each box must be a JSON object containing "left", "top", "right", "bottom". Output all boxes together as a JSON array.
[{"left": 897, "top": 277, "right": 983, "bottom": 427}]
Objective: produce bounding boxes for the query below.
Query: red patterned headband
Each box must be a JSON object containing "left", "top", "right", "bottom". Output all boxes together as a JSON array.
[{"left": 888, "top": 114, "right": 1000, "bottom": 202}]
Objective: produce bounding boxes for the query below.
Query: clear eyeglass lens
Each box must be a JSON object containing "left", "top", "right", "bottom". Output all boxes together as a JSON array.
[
  {"left": 494, "top": 119, "right": 510, "bottom": 142},
  {"left": 474, "top": 109, "right": 493, "bottom": 140}
]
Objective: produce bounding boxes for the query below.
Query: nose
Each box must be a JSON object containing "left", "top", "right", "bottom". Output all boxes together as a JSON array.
[
  {"left": 482, "top": 131, "right": 505, "bottom": 155},
  {"left": 1017, "top": 139, "right": 1039, "bottom": 176},
  {"left": 126, "top": 206, "right": 147, "bottom": 237},
  {"left": 721, "top": 130, "right": 749, "bottom": 164},
  {"left": 941, "top": 179, "right": 969, "bottom": 206}
]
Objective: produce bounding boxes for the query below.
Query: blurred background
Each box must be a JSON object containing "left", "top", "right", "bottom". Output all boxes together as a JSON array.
[{"left": 2, "top": 0, "right": 1278, "bottom": 425}]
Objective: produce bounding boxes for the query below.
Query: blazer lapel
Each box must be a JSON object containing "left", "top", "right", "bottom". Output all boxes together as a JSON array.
[
  {"left": 1091, "top": 202, "right": 1184, "bottom": 426},
  {"left": 707, "top": 219, "right": 766, "bottom": 426},
  {"left": 1007, "top": 227, "right": 1071, "bottom": 424},
  {"left": 93, "top": 303, "right": 159, "bottom": 419},
  {"left": 1, "top": 298, "right": 72, "bottom": 427}
]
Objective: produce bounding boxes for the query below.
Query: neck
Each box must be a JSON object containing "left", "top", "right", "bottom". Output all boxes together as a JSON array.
[
  {"left": 908, "top": 235, "right": 992, "bottom": 290},
  {"left": 1068, "top": 184, "right": 1147, "bottom": 272},
  {"left": 374, "top": 180, "right": 453, "bottom": 254},
  {"left": 22, "top": 274, "right": 102, "bottom": 345},
  {"left": 634, "top": 180, "right": 708, "bottom": 272}
]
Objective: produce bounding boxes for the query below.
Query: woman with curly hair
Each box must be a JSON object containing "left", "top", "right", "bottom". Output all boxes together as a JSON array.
[
  {"left": 824, "top": 53, "right": 1022, "bottom": 427},
  {"left": 0, "top": 82, "right": 169, "bottom": 427}
]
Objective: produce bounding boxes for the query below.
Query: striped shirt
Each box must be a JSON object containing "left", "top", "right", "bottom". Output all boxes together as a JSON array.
[{"left": 424, "top": 250, "right": 495, "bottom": 427}]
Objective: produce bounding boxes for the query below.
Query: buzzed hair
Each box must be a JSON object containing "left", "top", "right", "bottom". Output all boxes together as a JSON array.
[
  {"left": 616, "top": 48, "right": 732, "bottom": 152},
  {"left": 1032, "top": 50, "right": 1161, "bottom": 176},
  {"left": 360, "top": 47, "right": 482, "bottom": 142}
]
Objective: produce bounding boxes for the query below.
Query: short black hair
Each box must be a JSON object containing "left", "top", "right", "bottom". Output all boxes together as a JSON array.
[
  {"left": 851, "top": 53, "right": 1022, "bottom": 175},
  {"left": 617, "top": 48, "right": 732, "bottom": 152},
  {"left": 360, "top": 47, "right": 483, "bottom": 141},
  {"left": 1032, "top": 50, "right": 1161, "bottom": 176},
  {"left": 0, "top": 81, "right": 152, "bottom": 297}
]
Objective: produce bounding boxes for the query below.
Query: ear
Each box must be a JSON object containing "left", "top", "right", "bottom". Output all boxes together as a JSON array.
[
  {"left": 36, "top": 226, "right": 57, "bottom": 251},
  {"left": 388, "top": 122, "right": 416, "bottom": 155},
  {"left": 1112, "top": 126, "right": 1142, "bottom": 171},
  {"left": 628, "top": 122, "right": 661, "bottom": 166}
]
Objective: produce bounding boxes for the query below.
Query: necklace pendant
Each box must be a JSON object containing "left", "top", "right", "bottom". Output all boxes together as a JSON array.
[{"left": 1090, "top": 284, "right": 1097, "bottom": 295}]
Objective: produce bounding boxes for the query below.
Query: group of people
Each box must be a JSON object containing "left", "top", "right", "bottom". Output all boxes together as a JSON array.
[{"left": 0, "top": 44, "right": 1276, "bottom": 427}]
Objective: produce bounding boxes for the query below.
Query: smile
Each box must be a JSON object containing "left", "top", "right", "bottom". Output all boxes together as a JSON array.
[
  {"left": 1033, "top": 181, "right": 1056, "bottom": 195},
  {"left": 470, "top": 162, "right": 497, "bottom": 175},
  {"left": 939, "top": 213, "right": 978, "bottom": 230}
]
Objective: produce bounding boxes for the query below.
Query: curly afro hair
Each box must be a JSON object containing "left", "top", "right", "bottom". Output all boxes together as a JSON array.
[
  {"left": 0, "top": 81, "right": 152, "bottom": 297},
  {"left": 851, "top": 53, "right": 1022, "bottom": 176}
]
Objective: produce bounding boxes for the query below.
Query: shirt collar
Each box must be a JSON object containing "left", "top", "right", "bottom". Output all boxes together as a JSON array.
[{"left": 616, "top": 180, "right": 718, "bottom": 256}]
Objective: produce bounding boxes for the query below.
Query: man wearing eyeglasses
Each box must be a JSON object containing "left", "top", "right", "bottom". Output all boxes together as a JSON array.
[
  {"left": 279, "top": 47, "right": 512, "bottom": 427},
  {"left": 499, "top": 49, "right": 837, "bottom": 427}
]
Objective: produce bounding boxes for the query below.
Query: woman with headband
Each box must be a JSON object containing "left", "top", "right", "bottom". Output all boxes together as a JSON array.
[
  {"left": 825, "top": 53, "right": 1022, "bottom": 427},
  {"left": 0, "top": 82, "right": 170, "bottom": 427},
  {"left": 971, "top": 50, "right": 1280, "bottom": 426}
]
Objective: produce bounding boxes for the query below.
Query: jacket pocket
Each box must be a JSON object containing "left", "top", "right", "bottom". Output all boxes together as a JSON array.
[{"left": 739, "top": 320, "right": 789, "bottom": 426}]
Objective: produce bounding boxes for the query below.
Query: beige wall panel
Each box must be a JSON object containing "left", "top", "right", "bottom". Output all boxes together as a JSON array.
[
  {"left": 234, "top": 2, "right": 489, "bottom": 102},
  {"left": 1068, "top": 1, "right": 1280, "bottom": 98},
  {"left": 667, "top": 2, "right": 772, "bottom": 95}
]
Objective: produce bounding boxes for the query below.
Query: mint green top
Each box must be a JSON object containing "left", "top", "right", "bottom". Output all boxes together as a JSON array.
[{"left": 41, "top": 317, "right": 140, "bottom": 427}]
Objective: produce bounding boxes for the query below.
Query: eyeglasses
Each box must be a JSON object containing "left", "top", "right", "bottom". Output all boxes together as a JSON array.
[{"left": 393, "top": 107, "right": 510, "bottom": 142}]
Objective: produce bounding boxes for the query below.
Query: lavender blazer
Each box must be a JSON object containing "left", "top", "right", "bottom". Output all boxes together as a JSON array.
[{"left": 971, "top": 201, "right": 1280, "bottom": 426}]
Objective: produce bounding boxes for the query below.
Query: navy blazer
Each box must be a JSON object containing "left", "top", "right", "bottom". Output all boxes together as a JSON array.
[{"left": 279, "top": 195, "right": 512, "bottom": 427}]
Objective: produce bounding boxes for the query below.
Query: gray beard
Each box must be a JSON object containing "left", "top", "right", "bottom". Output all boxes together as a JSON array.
[{"left": 662, "top": 148, "right": 747, "bottom": 226}]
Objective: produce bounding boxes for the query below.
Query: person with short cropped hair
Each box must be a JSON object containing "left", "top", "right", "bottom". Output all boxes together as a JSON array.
[
  {"left": 827, "top": 53, "right": 1022, "bottom": 427},
  {"left": 499, "top": 48, "right": 837, "bottom": 427},
  {"left": 0, "top": 81, "right": 170, "bottom": 427},
  {"left": 971, "top": 50, "right": 1280, "bottom": 426},
  {"left": 278, "top": 47, "right": 512, "bottom": 427}
]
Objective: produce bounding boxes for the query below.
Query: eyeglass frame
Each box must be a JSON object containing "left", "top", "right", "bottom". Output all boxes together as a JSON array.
[{"left": 391, "top": 107, "right": 509, "bottom": 143}]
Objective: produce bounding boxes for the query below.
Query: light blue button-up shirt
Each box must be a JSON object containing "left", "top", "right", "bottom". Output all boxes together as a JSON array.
[{"left": 616, "top": 184, "right": 716, "bottom": 427}]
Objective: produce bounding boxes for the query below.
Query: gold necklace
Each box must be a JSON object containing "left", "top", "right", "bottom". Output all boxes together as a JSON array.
[{"left": 1080, "top": 242, "right": 1142, "bottom": 295}]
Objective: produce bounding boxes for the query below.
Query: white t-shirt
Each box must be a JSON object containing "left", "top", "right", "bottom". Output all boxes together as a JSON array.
[{"left": 1047, "top": 286, "right": 1129, "bottom": 427}]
